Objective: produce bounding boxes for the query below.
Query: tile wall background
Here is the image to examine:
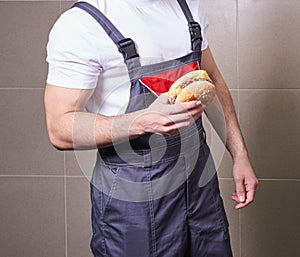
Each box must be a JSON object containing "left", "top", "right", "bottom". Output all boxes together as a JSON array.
[{"left": 0, "top": 0, "right": 299, "bottom": 256}]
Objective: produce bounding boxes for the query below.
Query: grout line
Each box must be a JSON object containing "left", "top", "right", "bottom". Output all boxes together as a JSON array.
[
  {"left": 257, "top": 178, "right": 300, "bottom": 182},
  {"left": 218, "top": 177, "right": 234, "bottom": 180},
  {"left": 236, "top": 88, "right": 300, "bottom": 91},
  {"left": 2, "top": 88, "right": 299, "bottom": 91},
  {"left": 0, "top": 174, "right": 65, "bottom": 178},
  {"left": 235, "top": 0, "right": 242, "bottom": 253},
  {"left": 236, "top": 2, "right": 242, "bottom": 255},
  {"left": 229, "top": 87, "right": 300, "bottom": 91},
  {"left": 0, "top": 174, "right": 90, "bottom": 178},
  {"left": 0, "top": 87, "right": 44, "bottom": 90},
  {"left": 0, "top": 0, "right": 56, "bottom": 1},
  {"left": 0, "top": 175, "right": 298, "bottom": 181},
  {"left": 239, "top": 209, "right": 242, "bottom": 257},
  {"left": 219, "top": 177, "right": 300, "bottom": 182},
  {"left": 64, "top": 151, "right": 68, "bottom": 257},
  {"left": 236, "top": 0, "right": 240, "bottom": 122}
]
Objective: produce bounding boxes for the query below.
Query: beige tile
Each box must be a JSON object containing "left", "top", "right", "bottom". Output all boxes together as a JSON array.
[
  {"left": 239, "top": 90, "right": 300, "bottom": 179},
  {"left": 61, "top": 1, "right": 76, "bottom": 13},
  {"left": 241, "top": 180, "right": 300, "bottom": 257},
  {"left": 0, "top": 1, "right": 61, "bottom": 88},
  {"left": 66, "top": 177, "right": 93, "bottom": 257},
  {"left": 0, "top": 177, "right": 65, "bottom": 257},
  {"left": 219, "top": 179, "right": 241, "bottom": 257},
  {"left": 204, "top": 0, "right": 237, "bottom": 89},
  {"left": 217, "top": 150, "right": 234, "bottom": 178},
  {"left": 203, "top": 120, "right": 233, "bottom": 178},
  {"left": 65, "top": 150, "right": 97, "bottom": 177},
  {"left": 0, "top": 89, "right": 64, "bottom": 175},
  {"left": 238, "top": 0, "right": 300, "bottom": 89},
  {"left": 203, "top": 111, "right": 231, "bottom": 178}
]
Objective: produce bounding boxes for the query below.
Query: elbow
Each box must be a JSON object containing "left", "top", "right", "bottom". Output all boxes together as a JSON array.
[
  {"left": 47, "top": 127, "right": 73, "bottom": 151},
  {"left": 51, "top": 139, "right": 69, "bottom": 151},
  {"left": 48, "top": 133, "right": 70, "bottom": 151}
]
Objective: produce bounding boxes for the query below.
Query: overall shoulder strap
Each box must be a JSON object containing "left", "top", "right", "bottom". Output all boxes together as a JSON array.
[
  {"left": 177, "top": 0, "right": 203, "bottom": 52},
  {"left": 72, "top": 1, "right": 139, "bottom": 61}
]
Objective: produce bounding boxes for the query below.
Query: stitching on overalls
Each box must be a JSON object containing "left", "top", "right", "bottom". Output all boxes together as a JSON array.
[
  {"left": 102, "top": 167, "right": 121, "bottom": 257},
  {"left": 146, "top": 168, "right": 158, "bottom": 257},
  {"left": 206, "top": 148, "right": 228, "bottom": 238},
  {"left": 184, "top": 154, "right": 193, "bottom": 217},
  {"left": 134, "top": 56, "right": 200, "bottom": 78},
  {"left": 182, "top": 154, "right": 191, "bottom": 218},
  {"left": 102, "top": 167, "right": 120, "bottom": 219}
]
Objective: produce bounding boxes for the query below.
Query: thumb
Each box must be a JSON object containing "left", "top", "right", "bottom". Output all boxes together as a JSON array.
[
  {"left": 235, "top": 178, "right": 246, "bottom": 203},
  {"left": 156, "top": 92, "right": 170, "bottom": 104}
]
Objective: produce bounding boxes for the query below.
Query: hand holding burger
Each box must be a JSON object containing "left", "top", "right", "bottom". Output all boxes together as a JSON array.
[{"left": 168, "top": 70, "right": 216, "bottom": 105}]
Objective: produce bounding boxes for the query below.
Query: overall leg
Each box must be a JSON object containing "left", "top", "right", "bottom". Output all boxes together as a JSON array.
[
  {"left": 90, "top": 156, "right": 190, "bottom": 257},
  {"left": 185, "top": 144, "right": 233, "bottom": 257}
]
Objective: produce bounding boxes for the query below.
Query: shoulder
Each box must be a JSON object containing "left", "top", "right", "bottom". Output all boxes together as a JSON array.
[
  {"left": 46, "top": 7, "right": 104, "bottom": 89},
  {"left": 46, "top": 6, "right": 111, "bottom": 67},
  {"left": 48, "top": 7, "right": 101, "bottom": 46}
]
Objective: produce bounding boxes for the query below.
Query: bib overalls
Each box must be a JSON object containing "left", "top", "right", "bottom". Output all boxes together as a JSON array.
[{"left": 73, "top": 1, "right": 233, "bottom": 257}]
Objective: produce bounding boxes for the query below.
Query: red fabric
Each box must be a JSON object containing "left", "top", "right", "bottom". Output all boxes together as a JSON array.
[{"left": 140, "top": 62, "right": 199, "bottom": 96}]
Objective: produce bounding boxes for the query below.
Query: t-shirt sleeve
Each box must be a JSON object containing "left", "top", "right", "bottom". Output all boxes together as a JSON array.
[
  {"left": 201, "top": 12, "right": 209, "bottom": 51},
  {"left": 46, "top": 11, "right": 102, "bottom": 89}
]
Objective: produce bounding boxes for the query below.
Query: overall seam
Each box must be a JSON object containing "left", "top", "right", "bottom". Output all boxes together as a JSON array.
[
  {"left": 146, "top": 168, "right": 158, "bottom": 257},
  {"left": 101, "top": 167, "right": 120, "bottom": 220},
  {"left": 102, "top": 167, "right": 122, "bottom": 257},
  {"left": 184, "top": 154, "right": 192, "bottom": 217},
  {"left": 128, "top": 53, "right": 201, "bottom": 80},
  {"left": 208, "top": 164, "right": 227, "bottom": 236}
]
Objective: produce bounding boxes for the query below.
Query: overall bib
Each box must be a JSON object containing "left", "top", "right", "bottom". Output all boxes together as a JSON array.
[{"left": 73, "top": 1, "right": 233, "bottom": 257}]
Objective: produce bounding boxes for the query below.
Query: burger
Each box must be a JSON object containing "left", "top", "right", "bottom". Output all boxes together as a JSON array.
[{"left": 168, "top": 70, "right": 216, "bottom": 105}]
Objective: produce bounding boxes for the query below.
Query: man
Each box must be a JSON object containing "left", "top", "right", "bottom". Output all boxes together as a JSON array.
[{"left": 44, "top": 0, "right": 258, "bottom": 256}]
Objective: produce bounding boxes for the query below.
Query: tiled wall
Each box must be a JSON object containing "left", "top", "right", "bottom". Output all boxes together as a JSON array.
[
  {"left": 0, "top": 1, "right": 299, "bottom": 257},
  {"left": 205, "top": 1, "right": 300, "bottom": 257}
]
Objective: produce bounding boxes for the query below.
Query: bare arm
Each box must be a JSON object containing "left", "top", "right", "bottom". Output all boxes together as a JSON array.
[
  {"left": 201, "top": 47, "right": 246, "bottom": 160},
  {"left": 44, "top": 84, "right": 204, "bottom": 150},
  {"left": 201, "top": 47, "right": 258, "bottom": 209}
]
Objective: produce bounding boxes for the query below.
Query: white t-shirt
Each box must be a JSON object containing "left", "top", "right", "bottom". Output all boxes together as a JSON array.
[{"left": 46, "top": 0, "right": 209, "bottom": 116}]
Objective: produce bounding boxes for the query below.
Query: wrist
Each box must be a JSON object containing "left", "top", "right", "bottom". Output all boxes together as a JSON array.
[
  {"left": 127, "top": 110, "right": 148, "bottom": 136},
  {"left": 232, "top": 149, "right": 249, "bottom": 163}
]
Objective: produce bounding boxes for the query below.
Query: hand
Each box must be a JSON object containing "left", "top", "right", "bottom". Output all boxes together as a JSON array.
[
  {"left": 232, "top": 156, "right": 259, "bottom": 209},
  {"left": 136, "top": 93, "right": 205, "bottom": 135}
]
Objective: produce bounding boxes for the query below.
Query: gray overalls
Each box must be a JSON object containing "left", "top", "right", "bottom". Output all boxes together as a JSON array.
[{"left": 73, "top": 1, "right": 233, "bottom": 256}]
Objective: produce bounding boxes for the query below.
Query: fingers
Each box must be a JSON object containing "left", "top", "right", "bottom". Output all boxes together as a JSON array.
[
  {"left": 166, "top": 104, "right": 204, "bottom": 131},
  {"left": 156, "top": 92, "right": 170, "bottom": 104},
  {"left": 145, "top": 96, "right": 206, "bottom": 135},
  {"left": 232, "top": 182, "right": 258, "bottom": 210},
  {"left": 235, "top": 177, "right": 246, "bottom": 203},
  {"left": 156, "top": 93, "right": 203, "bottom": 112},
  {"left": 232, "top": 191, "right": 255, "bottom": 209}
]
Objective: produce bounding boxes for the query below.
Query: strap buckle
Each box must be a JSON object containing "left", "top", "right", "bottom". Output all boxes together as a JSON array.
[
  {"left": 188, "top": 22, "right": 202, "bottom": 42},
  {"left": 117, "top": 38, "right": 139, "bottom": 60}
]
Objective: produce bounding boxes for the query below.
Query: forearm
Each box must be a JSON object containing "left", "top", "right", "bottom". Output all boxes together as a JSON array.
[
  {"left": 201, "top": 47, "right": 248, "bottom": 161},
  {"left": 44, "top": 84, "right": 148, "bottom": 150},
  {"left": 212, "top": 75, "right": 248, "bottom": 161},
  {"left": 47, "top": 92, "right": 204, "bottom": 151},
  {"left": 48, "top": 110, "right": 145, "bottom": 150}
]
